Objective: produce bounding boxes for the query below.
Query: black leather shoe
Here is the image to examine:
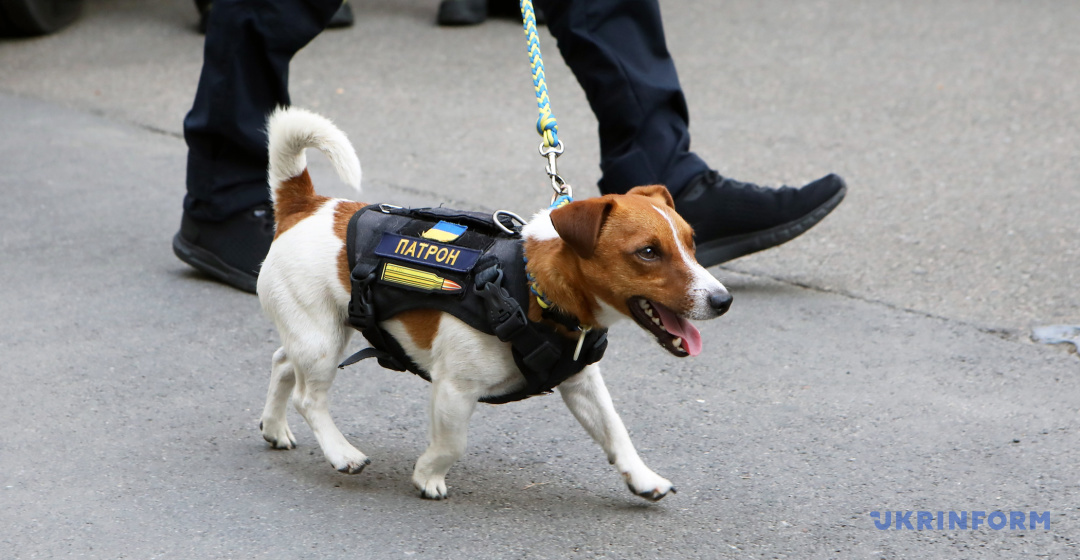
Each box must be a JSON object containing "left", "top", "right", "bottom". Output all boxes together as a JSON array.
[
  {"left": 327, "top": 1, "right": 354, "bottom": 29},
  {"left": 437, "top": 0, "right": 486, "bottom": 26},
  {"left": 674, "top": 171, "right": 847, "bottom": 267},
  {"left": 172, "top": 203, "right": 275, "bottom": 294},
  {"left": 436, "top": 0, "right": 544, "bottom": 26}
]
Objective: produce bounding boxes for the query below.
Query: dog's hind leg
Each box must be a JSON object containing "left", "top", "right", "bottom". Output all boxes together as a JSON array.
[
  {"left": 287, "top": 324, "right": 371, "bottom": 474},
  {"left": 558, "top": 364, "right": 675, "bottom": 502},
  {"left": 260, "top": 347, "right": 297, "bottom": 449},
  {"left": 412, "top": 377, "right": 479, "bottom": 500}
]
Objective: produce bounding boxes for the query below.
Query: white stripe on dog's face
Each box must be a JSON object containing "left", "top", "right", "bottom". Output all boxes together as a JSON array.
[{"left": 652, "top": 206, "right": 729, "bottom": 320}]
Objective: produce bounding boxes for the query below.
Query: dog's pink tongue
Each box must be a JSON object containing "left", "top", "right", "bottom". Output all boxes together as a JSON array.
[{"left": 653, "top": 303, "right": 703, "bottom": 356}]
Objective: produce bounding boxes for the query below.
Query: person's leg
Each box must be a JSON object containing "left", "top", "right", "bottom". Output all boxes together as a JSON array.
[
  {"left": 193, "top": 0, "right": 351, "bottom": 35},
  {"left": 539, "top": 0, "right": 705, "bottom": 196},
  {"left": 176, "top": 0, "right": 341, "bottom": 293},
  {"left": 540, "top": 0, "right": 846, "bottom": 266}
]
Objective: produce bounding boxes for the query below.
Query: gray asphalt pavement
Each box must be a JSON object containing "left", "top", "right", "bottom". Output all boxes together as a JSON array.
[{"left": 1, "top": 1, "right": 1078, "bottom": 558}]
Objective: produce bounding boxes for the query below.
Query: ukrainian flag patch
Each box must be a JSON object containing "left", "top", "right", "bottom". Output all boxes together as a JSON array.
[{"left": 421, "top": 221, "right": 467, "bottom": 243}]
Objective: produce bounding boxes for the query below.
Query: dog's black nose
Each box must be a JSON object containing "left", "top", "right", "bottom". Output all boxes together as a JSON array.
[{"left": 709, "top": 291, "right": 733, "bottom": 315}]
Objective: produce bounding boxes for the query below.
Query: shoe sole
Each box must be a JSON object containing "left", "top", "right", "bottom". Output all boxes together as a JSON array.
[
  {"left": 694, "top": 183, "right": 847, "bottom": 268},
  {"left": 173, "top": 233, "right": 258, "bottom": 294}
]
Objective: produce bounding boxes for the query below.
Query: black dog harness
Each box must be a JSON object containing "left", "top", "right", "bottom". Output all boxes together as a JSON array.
[{"left": 339, "top": 204, "right": 608, "bottom": 404}]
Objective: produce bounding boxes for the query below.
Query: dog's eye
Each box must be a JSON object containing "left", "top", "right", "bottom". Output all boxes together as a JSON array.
[{"left": 636, "top": 246, "right": 660, "bottom": 261}]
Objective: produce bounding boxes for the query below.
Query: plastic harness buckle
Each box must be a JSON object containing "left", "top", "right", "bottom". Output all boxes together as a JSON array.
[
  {"left": 347, "top": 276, "right": 377, "bottom": 329},
  {"left": 475, "top": 265, "right": 529, "bottom": 342}
]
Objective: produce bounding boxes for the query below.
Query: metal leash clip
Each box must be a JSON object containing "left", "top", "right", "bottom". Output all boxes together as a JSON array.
[{"left": 539, "top": 141, "right": 572, "bottom": 203}]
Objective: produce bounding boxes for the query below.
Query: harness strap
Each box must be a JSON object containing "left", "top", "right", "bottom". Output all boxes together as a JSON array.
[
  {"left": 474, "top": 261, "right": 561, "bottom": 373},
  {"left": 338, "top": 347, "right": 395, "bottom": 369},
  {"left": 341, "top": 206, "right": 429, "bottom": 377},
  {"left": 339, "top": 274, "right": 429, "bottom": 376},
  {"left": 471, "top": 259, "right": 607, "bottom": 404}
]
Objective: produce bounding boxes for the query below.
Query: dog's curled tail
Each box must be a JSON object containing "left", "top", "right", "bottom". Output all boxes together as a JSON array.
[{"left": 266, "top": 106, "right": 362, "bottom": 205}]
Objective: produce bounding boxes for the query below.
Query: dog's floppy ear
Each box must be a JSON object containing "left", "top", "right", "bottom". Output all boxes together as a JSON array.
[
  {"left": 550, "top": 198, "right": 613, "bottom": 259},
  {"left": 627, "top": 184, "right": 675, "bottom": 209}
]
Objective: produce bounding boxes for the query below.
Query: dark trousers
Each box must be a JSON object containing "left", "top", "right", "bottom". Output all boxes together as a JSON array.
[{"left": 183, "top": 0, "right": 707, "bottom": 221}]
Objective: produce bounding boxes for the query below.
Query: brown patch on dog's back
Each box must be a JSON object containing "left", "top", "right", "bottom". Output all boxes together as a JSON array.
[
  {"left": 334, "top": 200, "right": 368, "bottom": 292},
  {"left": 274, "top": 170, "right": 329, "bottom": 239},
  {"left": 394, "top": 309, "right": 443, "bottom": 351}
]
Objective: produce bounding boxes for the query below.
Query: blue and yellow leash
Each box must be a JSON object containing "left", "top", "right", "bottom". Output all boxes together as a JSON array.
[
  {"left": 520, "top": 1, "right": 594, "bottom": 358},
  {"left": 518, "top": 0, "right": 568, "bottom": 310},
  {"left": 520, "top": 0, "right": 573, "bottom": 204},
  {"left": 521, "top": 0, "right": 558, "bottom": 150}
]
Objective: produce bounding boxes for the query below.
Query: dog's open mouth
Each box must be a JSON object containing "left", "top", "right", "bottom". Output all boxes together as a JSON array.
[{"left": 627, "top": 297, "right": 703, "bottom": 357}]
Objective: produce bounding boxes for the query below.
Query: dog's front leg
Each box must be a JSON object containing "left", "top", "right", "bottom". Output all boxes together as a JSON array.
[
  {"left": 412, "top": 377, "right": 479, "bottom": 500},
  {"left": 558, "top": 364, "right": 675, "bottom": 501}
]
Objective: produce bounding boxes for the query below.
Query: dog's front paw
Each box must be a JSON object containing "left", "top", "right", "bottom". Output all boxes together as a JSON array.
[
  {"left": 329, "top": 448, "right": 371, "bottom": 475},
  {"left": 335, "top": 457, "right": 371, "bottom": 475},
  {"left": 622, "top": 469, "right": 676, "bottom": 502},
  {"left": 259, "top": 419, "right": 296, "bottom": 449},
  {"left": 413, "top": 474, "right": 449, "bottom": 500}
]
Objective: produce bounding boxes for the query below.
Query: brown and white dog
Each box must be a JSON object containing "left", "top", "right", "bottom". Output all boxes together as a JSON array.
[{"left": 256, "top": 108, "right": 732, "bottom": 501}]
